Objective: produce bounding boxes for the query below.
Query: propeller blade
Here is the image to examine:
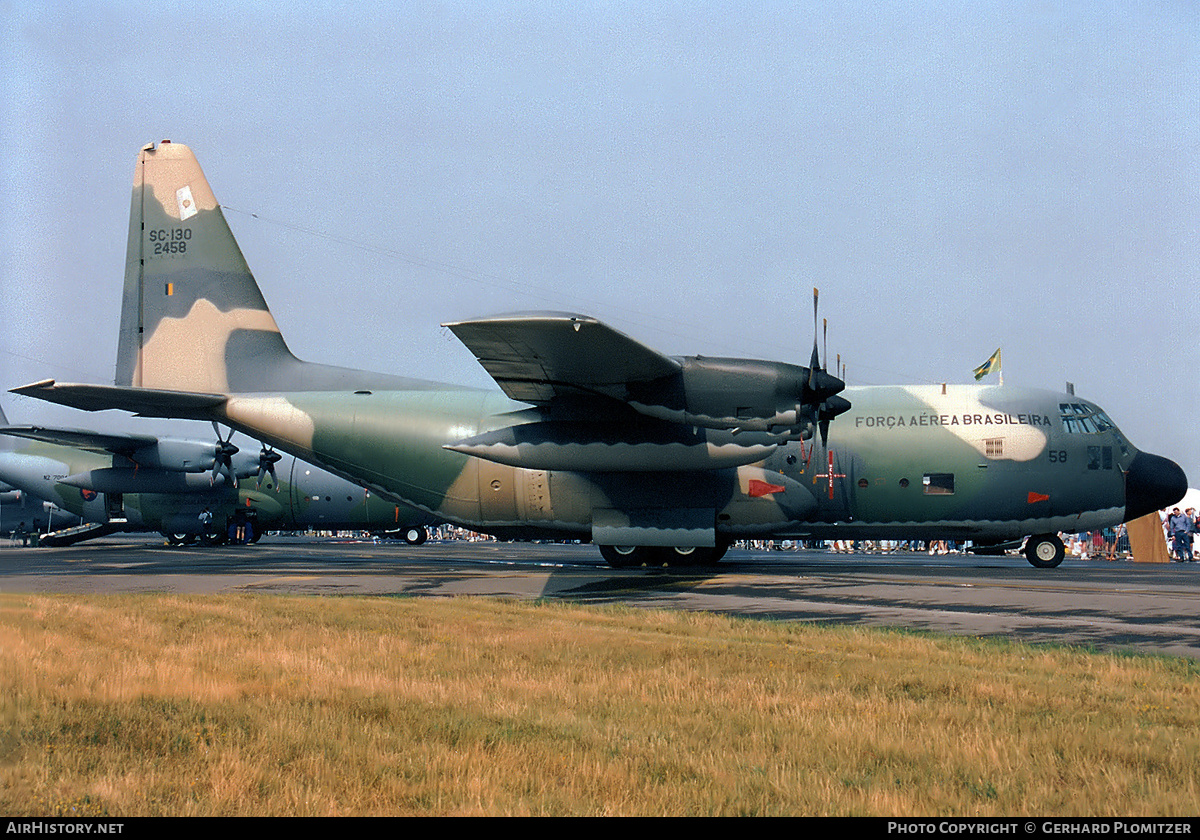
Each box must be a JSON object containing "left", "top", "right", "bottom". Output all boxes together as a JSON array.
[
  {"left": 792, "top": 288, "right": 851, "bottom": 449},
  {"left": 256, "top": 444, "right": 282, "bottom": 490},
  {"left": 817, "top": 394, "right": 853, "bottom": 447},
  {"left": 808, "top": 287, "right": 821, "bottom": 388},
  {"left": 210, "top": 423, "right": 239, "bottom": 487}
]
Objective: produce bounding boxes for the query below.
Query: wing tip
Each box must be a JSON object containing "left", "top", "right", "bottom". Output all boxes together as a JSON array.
[{"left": 9, "top": 378, "right": 57, "bottom": 395}]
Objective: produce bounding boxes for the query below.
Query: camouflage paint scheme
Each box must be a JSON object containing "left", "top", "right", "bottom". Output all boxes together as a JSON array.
[
  {"left": 0, "top": 412, "right": 432, "bottom": 544},
  {"left": 12, "top": 142, "right": 1187, "bottom": 566}
]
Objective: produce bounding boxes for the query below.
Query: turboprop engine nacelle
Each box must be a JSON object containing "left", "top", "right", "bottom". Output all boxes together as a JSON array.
[
  {"left": 115, "top": 440, "right": 259, "bottom": 478},
  {"left": 627, "top": 357, "right": 848, "bottom": 438},
  {"left": 61, "top": 468, "right": 237, "bottom": 494}
]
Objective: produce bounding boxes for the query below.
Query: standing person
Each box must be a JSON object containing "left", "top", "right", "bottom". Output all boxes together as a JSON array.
[
  {"left": 1188, "top": 509, "right": 1199, "bottom": 562},
  {"left": 1101, "top": 526, "right": 1116, "bottom": 561},
  {"left": 199, "top": 507, "right": 213, "bottom": 542},
  {"left": 1167, "top": 508, "right": 1191, "bottom": 562}
]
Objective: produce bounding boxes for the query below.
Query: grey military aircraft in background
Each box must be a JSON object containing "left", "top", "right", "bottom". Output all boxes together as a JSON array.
[
  {"left": 0, "top": 405, "right": 435, "bottom": 546},
  {"left": 12, "top": 141, "right": 1187, "bottom": 567},
  {"left": 1, "top": 478, "right": 81, "bottom": 540}
]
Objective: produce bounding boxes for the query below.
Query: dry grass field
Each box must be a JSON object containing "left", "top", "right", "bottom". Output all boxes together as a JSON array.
[{"left": 1, "top": 592, "right": 1197, "bottom": 816}]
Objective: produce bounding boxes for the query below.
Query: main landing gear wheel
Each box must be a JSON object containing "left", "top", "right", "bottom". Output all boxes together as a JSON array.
[
  {"left": 1024, "top": 533, "right": 1065, "bottom": 568},
  {"left": 663, "top": 544, "right": 729, "bottom": 566},
  {"left": 598, "top": 543, "right": 729, "bottom": 568},
  {"left": 402, "top": 526, "right": 428, "bottom": 546},
  {"left": 599, "top": 545, "right": 647, "bottom": 568}
]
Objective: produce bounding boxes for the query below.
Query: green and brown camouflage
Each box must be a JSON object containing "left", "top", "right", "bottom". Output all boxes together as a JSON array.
[{"left": 13, "top": 141, "right": 1187, "bottom": 566}]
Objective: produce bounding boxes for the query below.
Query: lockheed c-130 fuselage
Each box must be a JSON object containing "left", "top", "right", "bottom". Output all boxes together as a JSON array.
[{"left": 13, "top": 141, "right": 1186, "bottom": 568}]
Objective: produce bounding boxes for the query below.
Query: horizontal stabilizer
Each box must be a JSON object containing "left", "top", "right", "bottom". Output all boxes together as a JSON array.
[{"left": 10, "top": 380, "right": 227, "bottom": 419}]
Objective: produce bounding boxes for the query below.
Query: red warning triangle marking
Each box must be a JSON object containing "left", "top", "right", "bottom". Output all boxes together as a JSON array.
[{"left": 748, "top": 479, "right": 786, "bottom": 498}]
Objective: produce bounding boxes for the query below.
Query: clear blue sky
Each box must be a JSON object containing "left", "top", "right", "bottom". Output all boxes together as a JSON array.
[{"left": 2, "top": 1, "right": 1197, "bottom": 480}]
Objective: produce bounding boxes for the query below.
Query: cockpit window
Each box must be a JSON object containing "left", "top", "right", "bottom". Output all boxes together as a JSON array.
[{"left": 1060, "top": 403, "right": 1114, "bottom": 435}]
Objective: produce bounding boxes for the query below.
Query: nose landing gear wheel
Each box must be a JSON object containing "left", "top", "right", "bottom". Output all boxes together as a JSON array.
[
  {"left": 402, "top": 526, "right": 428, "bottom": 546},
  {"left": 1024, "top": 534, "right": 1065, "bottom": 568}
]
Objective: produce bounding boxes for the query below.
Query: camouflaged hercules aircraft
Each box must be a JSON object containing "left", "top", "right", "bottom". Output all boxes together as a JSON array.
[
  {"left": 12, "top": 141, "right": 1188, "bottom": 567},
  {"left": 0, "top": 405, "right": 434, "bottom": 546}
]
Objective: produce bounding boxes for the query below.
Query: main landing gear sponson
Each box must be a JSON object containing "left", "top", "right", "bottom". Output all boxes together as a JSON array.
[{"left": 1023, "top": 533, "right": 1066, "bottom": 568}]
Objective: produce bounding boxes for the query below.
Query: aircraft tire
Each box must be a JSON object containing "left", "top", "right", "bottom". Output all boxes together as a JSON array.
[
  {"left": 402, "top": 525, "right": 427, "bottom": 546},
  {"left": 598, "top": 544, "right": 647, "bottom": 568},
  {"left": 702, "top": 541, "right": 730, "bottom": 565},
  {"left": 664, "top": 544, "right": 727, "bottom": 566},
  {"left": 165, "top": 533, "right": 196, "bottom": 546},
  {"left": 665, "top": 545, "right": 700, "bottom": 566},
  {"left": 1024, "top": 534, "right": 1065, "bottom": 568},
  {"left": 599, "top": 544, "right": 728, "bottom": 568}
]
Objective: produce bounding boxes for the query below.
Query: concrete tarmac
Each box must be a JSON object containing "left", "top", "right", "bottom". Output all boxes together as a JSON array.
[{"left": 2, "top": 535, "right": 1199, "bottom": 659}]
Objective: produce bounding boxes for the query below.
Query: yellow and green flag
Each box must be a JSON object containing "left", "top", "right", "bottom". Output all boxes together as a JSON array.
[{"left": 973, "top": 348, "right": 1001, "bottom": 381}]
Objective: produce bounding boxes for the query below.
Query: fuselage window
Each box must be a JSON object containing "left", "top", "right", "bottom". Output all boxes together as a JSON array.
[
  {"left": 923, "top": 473, "right": 955, "bottom": 495},
  {"left": 1087, "top": 446, "right": 1114, "bottom": 470}
]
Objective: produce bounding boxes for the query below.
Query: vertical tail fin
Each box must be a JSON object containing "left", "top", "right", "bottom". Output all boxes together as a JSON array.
[
  {"left": 115, "top": 140, "right": 297, "bottom": 393},
  {"left": 112, "top": 141, "right": 445, "bottom": 395},
  {"left": 0, "top": 405, "right": 12, "bottom": 454}
]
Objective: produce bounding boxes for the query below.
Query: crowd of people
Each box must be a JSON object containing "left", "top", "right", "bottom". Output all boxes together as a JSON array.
[
  {"left": 744, "top": 513, "right": 1200, "bottom": 562},
  {"left": 7, "top": 510, "right": 1196, "bottom": 563},
  {"left": 741, "top": 533, "right": 1135, "bottom": 559},
  {"left": 328, "top": 519, "right": 1189, "bottom": 563},
  {"left": 1164, "top": 506, "right": 1200, "bottom": 563}
]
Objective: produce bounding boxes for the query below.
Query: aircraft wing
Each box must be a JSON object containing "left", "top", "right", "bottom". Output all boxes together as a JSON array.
[
  {"left": 443, "top": 312, "right": 681, "bottom": 404},
  {"left": 0, "top": 425, "right": 162, "bottom": 456},
  {"left": 10, "top": 380, "right": 227, "bottom": 420}
]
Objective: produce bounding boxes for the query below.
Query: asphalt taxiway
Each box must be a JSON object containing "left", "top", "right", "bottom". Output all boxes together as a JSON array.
[{"left": 2, "top": 536, "right": 1199, "bottom": 659}]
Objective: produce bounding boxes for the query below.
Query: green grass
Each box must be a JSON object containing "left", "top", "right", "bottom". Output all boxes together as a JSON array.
[{"left": 1, "top": 592, "right": 1197, "bottom": 816}]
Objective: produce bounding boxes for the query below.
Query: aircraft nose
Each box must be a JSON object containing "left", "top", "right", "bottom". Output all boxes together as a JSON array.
[{"left": 1125, "top": 451, "right": 1188, "bottom": 521}]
